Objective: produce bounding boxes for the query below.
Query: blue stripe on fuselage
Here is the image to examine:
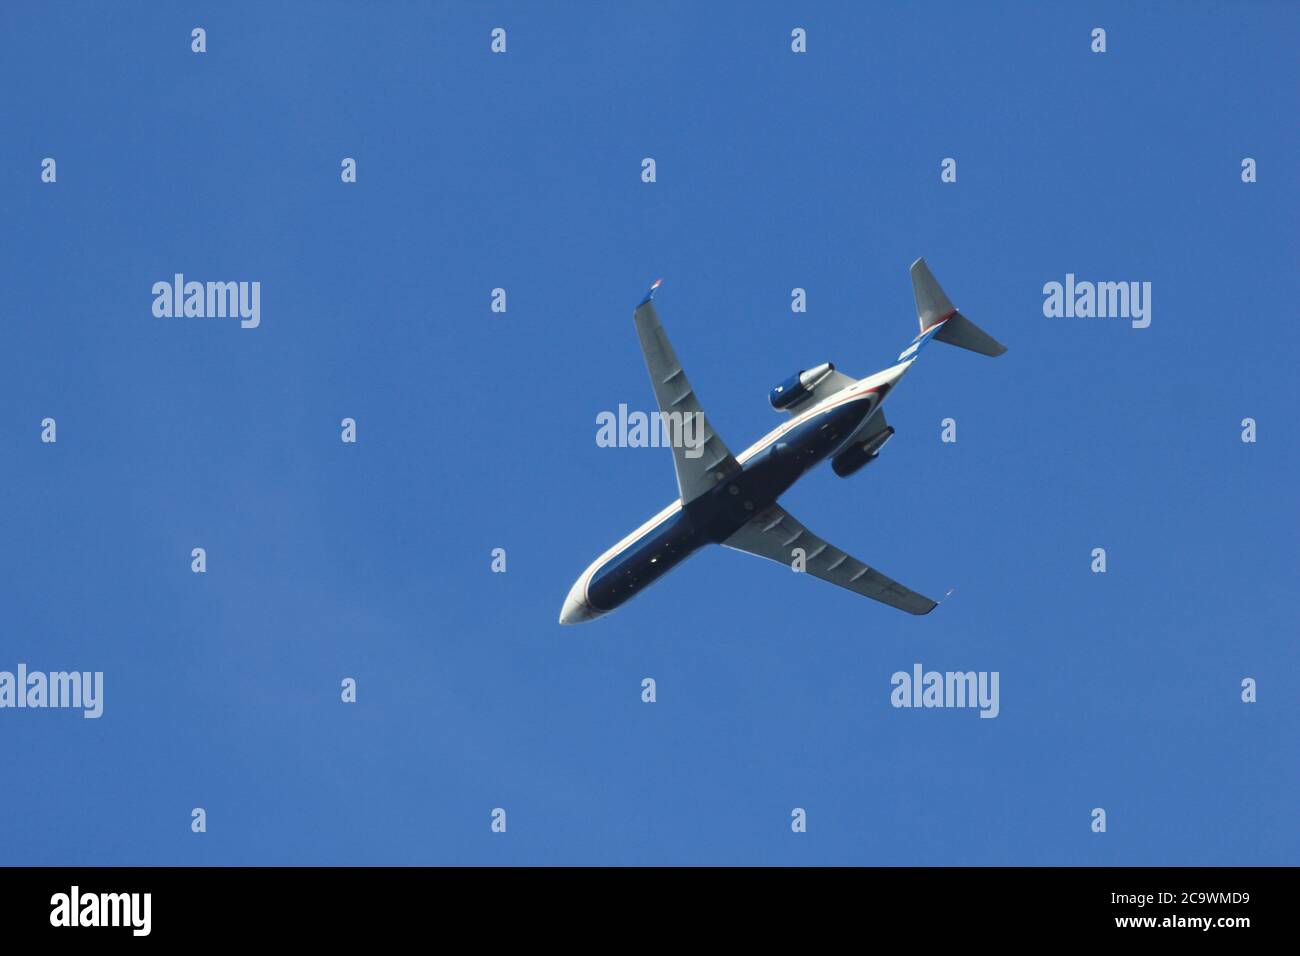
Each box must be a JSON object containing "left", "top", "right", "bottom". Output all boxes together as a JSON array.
[{"left": 897, "top": 319, "right": 949, "bottom": 361}]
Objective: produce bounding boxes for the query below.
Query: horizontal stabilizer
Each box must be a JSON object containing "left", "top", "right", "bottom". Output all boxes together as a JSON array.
[{"left": 933, "top": 313, "right": 1007, "bottom": 356}]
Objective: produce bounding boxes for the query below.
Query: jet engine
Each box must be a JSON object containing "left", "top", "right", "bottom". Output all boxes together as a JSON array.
[
  {"left": 769, "top": 362, "right": 835, "bottom": 411},
  {"left": 832, "top": 425, "right": 895, "bottom": 478}
]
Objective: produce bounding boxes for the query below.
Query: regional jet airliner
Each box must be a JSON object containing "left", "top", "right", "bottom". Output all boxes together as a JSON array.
[{"left": 559, "top": 259, "right": 1005, "bottom": 624}]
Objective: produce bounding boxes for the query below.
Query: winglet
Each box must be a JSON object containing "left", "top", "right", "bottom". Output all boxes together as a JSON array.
[
  {"left": 638, "top": 278, "right": 664, "bottom": 307},
  {"left": 920, "top": 587, "right": 954, "bottom": 615}
]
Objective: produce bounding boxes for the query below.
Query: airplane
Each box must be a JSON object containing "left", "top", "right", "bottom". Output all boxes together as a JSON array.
[{"left": 559, "top": 259, "right": 1006, "bottom": 625}]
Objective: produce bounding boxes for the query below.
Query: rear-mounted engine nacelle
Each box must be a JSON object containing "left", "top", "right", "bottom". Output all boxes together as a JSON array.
[
  {"left": 769, "top": 362, "right": 834, "bottom": 411},
  {"left": 832, "top": 426, "right": 895, "bottom": 478}
]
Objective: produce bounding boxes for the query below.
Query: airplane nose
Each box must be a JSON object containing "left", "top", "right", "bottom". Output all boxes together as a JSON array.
[
  {"left": 559, "top": 575, "right": 603, "bottom": 624},
  {"left": 559, "top": 592, "right": 600, "bottom": 625}
]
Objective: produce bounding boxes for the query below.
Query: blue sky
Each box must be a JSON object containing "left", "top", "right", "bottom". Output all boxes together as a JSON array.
[{"left": 1, "top": 1, "right": 1295, "bottom": 865}]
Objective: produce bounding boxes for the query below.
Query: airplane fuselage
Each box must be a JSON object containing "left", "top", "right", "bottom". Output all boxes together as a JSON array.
[{"left": 561, "top": 364, "right": 909, "bottom": 623}]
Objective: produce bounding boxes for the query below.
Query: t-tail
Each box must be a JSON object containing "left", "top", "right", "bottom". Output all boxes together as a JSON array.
[{"left": 897, "top": 258, "right": 1007, "bottom": 362}]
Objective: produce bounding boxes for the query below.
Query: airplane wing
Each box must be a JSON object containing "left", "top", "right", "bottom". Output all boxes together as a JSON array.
[
  {"left": 633, "top": 282, "right": 742, "bottom": 504},
  {"left": 722, "top": 504, "right": 939, "bottom": 615}
]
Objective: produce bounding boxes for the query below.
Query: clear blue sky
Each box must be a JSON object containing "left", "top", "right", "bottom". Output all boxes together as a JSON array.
[{"left": 2, "top": 2, "right": 1295, "bottom": 865}]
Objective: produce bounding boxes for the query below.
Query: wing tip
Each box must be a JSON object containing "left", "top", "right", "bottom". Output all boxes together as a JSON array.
[
  {"left": 918, "top": 586, "right": 956, "bottom": 615},
  {"left": 638, "top": 278, "right": 664, "bottom": 307}
]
